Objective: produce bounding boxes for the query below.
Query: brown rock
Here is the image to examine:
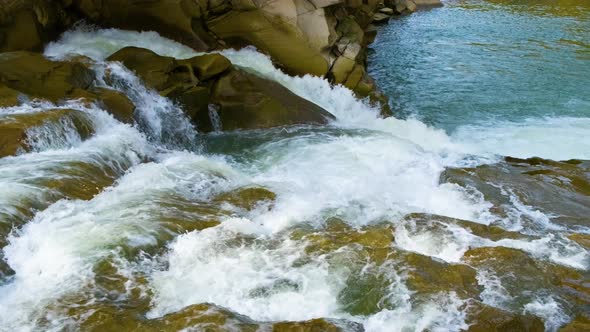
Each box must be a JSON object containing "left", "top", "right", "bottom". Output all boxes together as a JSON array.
[
  {"left": 213, "top": 187, "right": 277, "bottom": 211},
  {"left": 210, "top": 68, "right": 335, "bottom": 131},
  {"left": 0, "top": 51, "right": 95, "bottom": 102}
]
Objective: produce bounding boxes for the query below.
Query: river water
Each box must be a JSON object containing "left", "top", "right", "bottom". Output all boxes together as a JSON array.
[{"left": 0, "top": 1, "right": 588, "bottom": 331}]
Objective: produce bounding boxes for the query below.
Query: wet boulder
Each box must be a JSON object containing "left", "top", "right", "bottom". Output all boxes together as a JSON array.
[
  {"left": 210, "top": 68, "right": 335, "bottom": 131},
  {"left": 107, "top": 47, "right": 229, "bottom": 128},
  {"left": 90, "top": 88, "right": 136, "bottom": 124},
  {"left": 207, "top": 9, "right": 330, "bottom": 77},
  {"left": 463, "top": 246, "right": 590, "bottom": 313},
  {"left": 0, "top": 51, "right": 95, "bottom": 102},
  {"left": 0, "top": 108, "right": 93, "bottom": 158}
]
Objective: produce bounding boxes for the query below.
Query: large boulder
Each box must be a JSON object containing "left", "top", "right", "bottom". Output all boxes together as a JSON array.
[
  {"left": 207, "top": 4, "right": 330, "bottom": 76},
  {"left": 210, "top": 68, "right": 335, "bottom": 131}
]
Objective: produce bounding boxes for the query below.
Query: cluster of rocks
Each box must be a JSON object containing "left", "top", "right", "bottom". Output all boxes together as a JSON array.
[{"left": 0, "top": 0, "right": 442, "bottom": 119}]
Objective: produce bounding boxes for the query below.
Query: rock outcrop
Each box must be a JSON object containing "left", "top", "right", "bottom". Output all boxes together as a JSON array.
[{"left": 107, "top": 46, "right": 334, "bottom": 131}]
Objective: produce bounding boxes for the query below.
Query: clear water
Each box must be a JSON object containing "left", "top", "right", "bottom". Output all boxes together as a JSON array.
[{"left": 369, "top": 0, "right": 590, "bottom": 160}]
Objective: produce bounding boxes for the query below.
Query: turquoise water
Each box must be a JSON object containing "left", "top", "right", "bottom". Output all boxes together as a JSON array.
[{"left": 369, "top": 0, "right": 590, "bottom": 136}]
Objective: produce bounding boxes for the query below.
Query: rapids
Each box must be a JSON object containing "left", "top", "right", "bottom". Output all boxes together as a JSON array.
[{"left": 0, "top": 2, "right": 589, "bottom": 331}]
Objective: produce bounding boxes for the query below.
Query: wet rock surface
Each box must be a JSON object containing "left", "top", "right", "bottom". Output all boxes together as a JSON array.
[
  {"left": 464, "top": 300, "right": 545, "bottom": 332},
  {"left": 442, "top": 157, "right": 590, "bottom": 229}
]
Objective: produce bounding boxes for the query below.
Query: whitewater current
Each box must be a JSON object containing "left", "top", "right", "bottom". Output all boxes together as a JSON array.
[{"left": 0, "top": 25, "right": 588, "bottom": 332}]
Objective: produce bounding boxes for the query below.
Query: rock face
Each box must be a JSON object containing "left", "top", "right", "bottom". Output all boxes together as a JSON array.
[
  {"left": 210, "top": 68, "right": 335, "bottom": 130},
  {"left": 0, "top": 0, "right": 397, "bottom": 115},
  {"left": 108, "top": 46, "right": 334, "bottom": 131}
]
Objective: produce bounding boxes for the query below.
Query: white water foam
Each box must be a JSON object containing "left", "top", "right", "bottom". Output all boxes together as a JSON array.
[{"left": 454, "top": 117, "right": 590, "bottom": 160}]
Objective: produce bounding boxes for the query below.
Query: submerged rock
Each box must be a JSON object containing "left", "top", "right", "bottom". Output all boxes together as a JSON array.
[
  {"left": 213, "top": 187, "right": 277, "bottom": 211},
  {"left": 291, "top": 218, "right": 395, "bottom": 262},
  {"left": 291, "top": 219, "right": 479, "bottom": 315},
  {"left": 568, "top": 233, "right": 590, "bottom": 250},
  {"left": 464, "top": 300, "right": 545, "bottom": 332},
  {"left": 399, "top": 252, "right": 480, "bottom": 300},
  {"left": 402, "top": 213, "right": 525, "bottom": 241},
  {"left": 272, "top": 318, "right": 364, "bottom": 331}
]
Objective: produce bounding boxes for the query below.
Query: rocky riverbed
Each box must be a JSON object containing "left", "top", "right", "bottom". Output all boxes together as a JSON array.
[{"left": 0, "top": 0, "right": 588, "bottom": 331}]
